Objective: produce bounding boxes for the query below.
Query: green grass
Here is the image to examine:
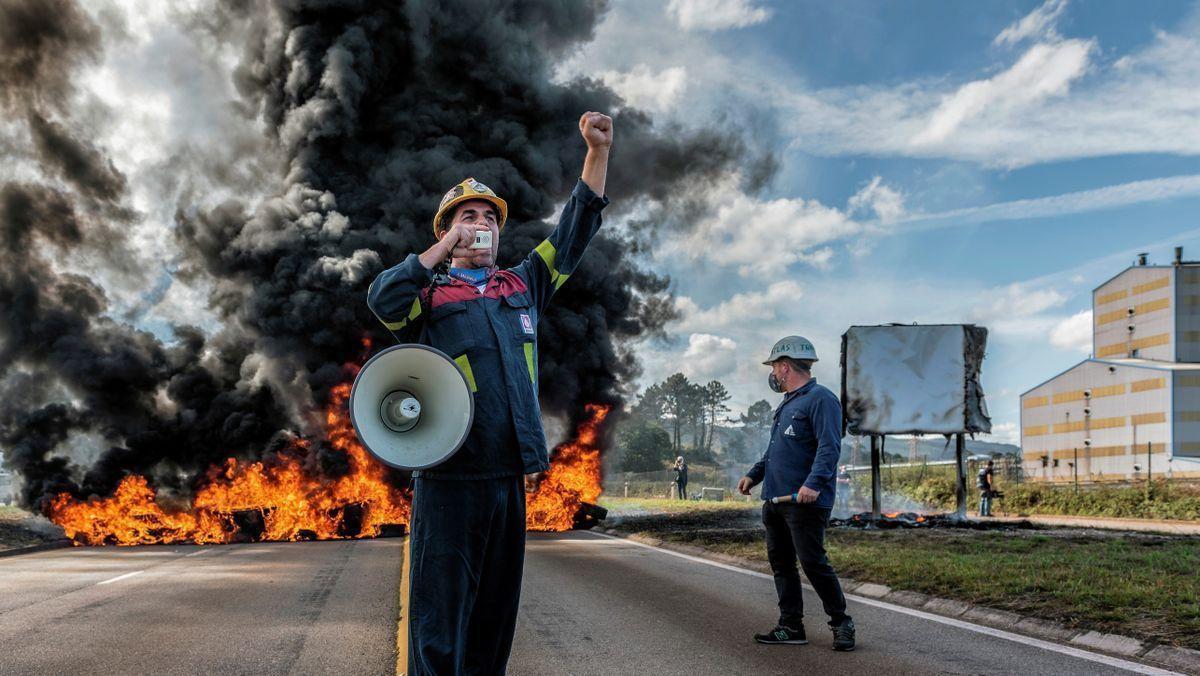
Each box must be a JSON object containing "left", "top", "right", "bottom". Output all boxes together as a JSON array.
[
  {"left": 600, "top": 496, "right": 758, "bottom": 517},
  {"left": 864, "top": 464, "right": 1200, "bottom": 521},
  {"left": 610, "top": 504, "right": 1200, "bottom": 649}
]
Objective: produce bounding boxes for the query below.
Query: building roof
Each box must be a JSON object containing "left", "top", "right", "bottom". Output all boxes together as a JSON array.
[
  {"left": 1092, "top": 262, "right": 1200, "bottom": 293},
  {"left": 1096, "top": 358, "right": 1200, "bottom": 371},
  {"left": 1020, "top": 358, "right": 1200, "bottom": 397}
]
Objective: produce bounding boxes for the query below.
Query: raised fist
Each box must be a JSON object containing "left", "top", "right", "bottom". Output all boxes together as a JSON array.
[{"left": 579, "top": 111, "right": 613, "bottom": 150}]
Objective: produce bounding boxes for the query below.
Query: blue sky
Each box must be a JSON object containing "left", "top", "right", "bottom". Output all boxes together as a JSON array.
[{"left": 554, "top": 0, "right": 1200, "bottom": 444}]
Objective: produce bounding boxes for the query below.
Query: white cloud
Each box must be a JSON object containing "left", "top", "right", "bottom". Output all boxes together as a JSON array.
[
  {"left": 848, "top": 176, "right": 905, "bottom": 223},
  {"left": 994, "top": 0, "right": 1068, "bottom": 47},
  {"left": 1050, "top": 309, "right": 1093, "bottom": 353},
  {"left": 599, "top": 64, "right": 688, "bottom": 112},
  {"left": 791, "top": 16, "right": 1200, "bottom": 167},
  {"left": 666, "top": 0, "right": 771, "bottom": 31},
  {"left": 983, "top": 421, "right": 1020, "bottom": 445},
  {"left": 674, "top": 280, "right": 803, "bottom": 334},
  {"left": 670, "top": 175, "right": 897, "bottom": 275},
  {"left": 892, "top": 174, "right": 1200, "bottom": 234},
  {"left": 912, "top": 39, "right": 1093, "bottom": 146},
  {"left": 681, "top": 333, "right": 739, "bottom": 380},
  {"left": 970, "top": 283, "right": 1069, "bottom": 338}
]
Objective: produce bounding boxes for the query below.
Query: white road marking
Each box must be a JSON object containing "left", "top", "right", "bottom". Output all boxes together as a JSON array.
[
  {"left": 583, "top": 531, "right": 1179, "bottom": 676},
  {"left": 183, "top": 549, "right": 209, "bottom": 557},
  {"left": 96, "top": 570, "right": 144, "bottom": 586}
]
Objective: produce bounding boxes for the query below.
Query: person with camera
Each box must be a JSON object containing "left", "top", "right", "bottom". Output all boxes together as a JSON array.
[
  {"left": 737, "top": 336, "right": 855, "bottom": 652},
  {"left": 367, "top": 112, "right": 613, "bottom": 675},
  {"left": 673, "top": 456, "right": 689, "bottom": 500}
]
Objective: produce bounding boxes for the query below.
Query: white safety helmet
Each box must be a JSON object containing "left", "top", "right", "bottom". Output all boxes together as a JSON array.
[{"left": 763, "top": 335, "right": 819, "bottom": 365}]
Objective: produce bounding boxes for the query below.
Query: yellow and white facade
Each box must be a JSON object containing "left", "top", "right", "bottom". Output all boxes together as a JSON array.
[{"left": 1021, "top": 260, "right": 1200, "bottom": 482}]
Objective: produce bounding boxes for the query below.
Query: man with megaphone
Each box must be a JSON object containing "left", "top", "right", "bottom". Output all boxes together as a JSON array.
[{"left": 367, "top": 112, "right": 612, "bottom": 675}]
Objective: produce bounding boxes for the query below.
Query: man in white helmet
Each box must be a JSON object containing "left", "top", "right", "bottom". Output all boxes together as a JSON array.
[{"left": 737, "top": 336, "right": 855, "bottom": 651}]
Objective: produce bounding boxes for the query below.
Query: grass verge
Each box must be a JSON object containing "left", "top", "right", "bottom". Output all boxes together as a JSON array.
[
  {"left": 867, "top": 465, "right": 1200, "bottom": 521},
  {"left": 602, "top": 498, "right": 1200, "bottom": 650},
  {"left": 0, "top": 505, "right": 62, "bottom": 552}
]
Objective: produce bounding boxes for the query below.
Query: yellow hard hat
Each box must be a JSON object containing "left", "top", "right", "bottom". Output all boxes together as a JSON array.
[{"left": 432, "top": 178, "right": 508, "bottom": 237}]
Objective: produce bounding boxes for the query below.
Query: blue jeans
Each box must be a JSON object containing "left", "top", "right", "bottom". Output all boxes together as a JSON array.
[{"left": 979, "top": 490, "right": 993, "bottom": 516}]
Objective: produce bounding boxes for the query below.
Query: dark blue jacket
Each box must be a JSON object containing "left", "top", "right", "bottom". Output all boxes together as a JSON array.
[
  {"left": 366, "top": 180, "right": 609, "bottom": 478},
  {"left": 746, "top": 379, "right": 842, "bottom": 509}
]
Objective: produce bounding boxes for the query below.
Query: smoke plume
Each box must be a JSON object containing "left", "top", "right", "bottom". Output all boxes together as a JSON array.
[{"left": 0, "top": 0, "right": 774, "bottom": 509}]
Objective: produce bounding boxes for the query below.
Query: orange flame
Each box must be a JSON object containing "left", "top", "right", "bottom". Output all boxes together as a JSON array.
[
  {"left": 525, "top": 404, "right": 610, "bottom": 532},
  {"left": 47, "top": 365, "right": 611, "bottom": 544},
  {"left": 48, "top": 382, "right": 409, "bottom": 546}
]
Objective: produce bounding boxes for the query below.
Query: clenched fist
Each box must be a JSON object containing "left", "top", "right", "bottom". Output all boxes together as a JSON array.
[{"left": 579, "top": 111, "right": 613, "bottom": 150}]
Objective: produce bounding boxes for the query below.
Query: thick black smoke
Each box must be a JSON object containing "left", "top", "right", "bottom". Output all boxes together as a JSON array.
[{"left": 1, "top": 0, "right": 775, "bottom": 509}]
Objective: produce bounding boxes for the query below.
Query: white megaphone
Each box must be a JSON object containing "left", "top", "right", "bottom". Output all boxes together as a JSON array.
[{"left": 349, "top": 344, "right": 475, "bottom": 470}]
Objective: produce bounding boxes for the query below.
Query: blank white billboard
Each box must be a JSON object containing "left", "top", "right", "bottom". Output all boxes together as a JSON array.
[{"left": 842, "top": 324, "right": 991, "bottom": 436}]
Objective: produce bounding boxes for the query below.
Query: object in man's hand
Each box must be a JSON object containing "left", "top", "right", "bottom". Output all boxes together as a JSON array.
[
  {"left": 769, "top": 493, "right": 800, "bottom": 504},
  {"left": 471, "top": 230, "right": 492, "bottom": 249}
]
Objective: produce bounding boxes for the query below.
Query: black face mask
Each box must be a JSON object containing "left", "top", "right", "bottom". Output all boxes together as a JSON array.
[{"left": 768, "top": 372, "right": 784, "bottom": 393}]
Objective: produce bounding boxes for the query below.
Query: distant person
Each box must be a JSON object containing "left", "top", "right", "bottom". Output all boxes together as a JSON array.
[
  {"left": 977, "top": 459, "right": 995, "bottom": 517},
  {"left": 835, "top": 465, "right": 851, "bottom": 514},
  {"left": 737, "top": 336, "right": 855, "bottom": 652},
  {"left": 673, "top": 456, "right": 689, "bottom": 500}
]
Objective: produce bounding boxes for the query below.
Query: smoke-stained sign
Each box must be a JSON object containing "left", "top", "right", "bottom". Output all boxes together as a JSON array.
[{"left": 841, "top": 324, "right": 992, "bottom": 436}]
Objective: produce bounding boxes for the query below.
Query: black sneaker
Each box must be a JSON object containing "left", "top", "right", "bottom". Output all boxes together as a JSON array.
[
  {"left": 754, "top": 625, "right": 808, "bottom": 645},
  {"left": 831, "top": 618, "right": 856, "bottom": 651}
]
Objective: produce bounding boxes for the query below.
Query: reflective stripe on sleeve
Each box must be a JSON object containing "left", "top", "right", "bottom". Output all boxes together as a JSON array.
[
  {"left": 533, "top": 240, "right": 570, "bottom": 291},
  {"left": 380, "top": 297, "right": 422, "bottom": 331}
]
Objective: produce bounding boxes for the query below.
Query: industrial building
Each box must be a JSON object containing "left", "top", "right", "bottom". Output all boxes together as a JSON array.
[{"left": 1021, "top": 248, "right": 1200, "bottom": 483}]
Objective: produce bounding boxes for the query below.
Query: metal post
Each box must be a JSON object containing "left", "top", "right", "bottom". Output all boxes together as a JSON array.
[
  {"left": 1073, "top": 447, "right": 1079, "bottom": 494},
  {"left": 870, "top": 435, "right": 882, "bottom": 527},
  {"left": 1147, "top": 441, "right": 1152, "bottom": 500},
  {"left": 954, "top": 433, "right": 967, "bottom": 521}
]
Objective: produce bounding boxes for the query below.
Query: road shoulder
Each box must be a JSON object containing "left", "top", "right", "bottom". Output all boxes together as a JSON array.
[{"left": 598, "top": 526, "right": 1200, "bottom": 675}]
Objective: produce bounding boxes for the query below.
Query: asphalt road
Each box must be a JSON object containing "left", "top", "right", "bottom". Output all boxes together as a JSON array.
[
  {"left": 0, "top": 533, "right": 1181, "bottom": 675},
  {"left": 509, "top": 531, "right": 1179, "bottom": 676},
  {"left": 0, "top": 539, "right": 400, "bottom": 675}
]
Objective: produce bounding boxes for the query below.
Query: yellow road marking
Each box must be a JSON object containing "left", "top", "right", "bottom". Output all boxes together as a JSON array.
[{"left": 396, "top": 535, "right": 411, "bottom": 676}]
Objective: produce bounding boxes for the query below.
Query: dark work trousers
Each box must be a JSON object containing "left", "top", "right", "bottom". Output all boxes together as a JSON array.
[
  {"left": 676, "top": 481, "right": 688, "bottom": 500},
  {"left": 408, "top": 475, "right": 526, "bottom": 676},
  {"left": 762, "top": 501, "right": 850, "bottom": 629}
]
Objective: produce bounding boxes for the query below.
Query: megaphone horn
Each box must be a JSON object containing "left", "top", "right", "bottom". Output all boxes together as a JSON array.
[{"left": 349, "top": 344, "right": 475, "bottom": 470}]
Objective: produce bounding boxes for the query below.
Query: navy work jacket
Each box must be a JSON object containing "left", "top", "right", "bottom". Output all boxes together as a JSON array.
[
  {"left": 746, "top": 379, "right": 843, "bottom": 509},
  {"left": 366, "top": 180, "right": 609, "bottom": 479}
]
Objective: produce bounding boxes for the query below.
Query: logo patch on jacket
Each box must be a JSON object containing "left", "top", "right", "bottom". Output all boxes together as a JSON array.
[
  {"left": 520, "top": 313, "right": 534, "bottom": 335},
  {"left": 784, "top": 424, "right": 796, "bottom": 436}
]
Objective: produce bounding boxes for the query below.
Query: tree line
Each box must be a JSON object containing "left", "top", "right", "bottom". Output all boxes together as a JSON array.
[{"left": 615, "top": 373, "right": 777, "bottom": 472}]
